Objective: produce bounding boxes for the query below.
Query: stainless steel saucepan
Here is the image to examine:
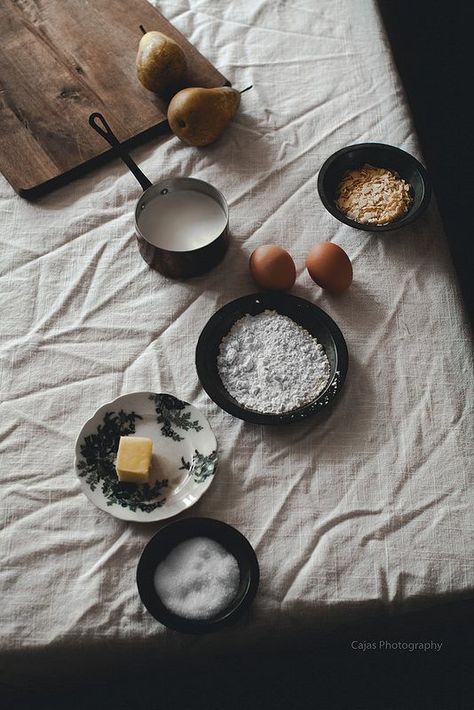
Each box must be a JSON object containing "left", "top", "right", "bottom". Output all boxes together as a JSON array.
[{"left": 89, "top": 112, "right": 229, "bottom": 279}]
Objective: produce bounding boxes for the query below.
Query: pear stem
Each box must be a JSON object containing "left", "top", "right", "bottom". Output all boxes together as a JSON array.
[
  {"left": 239, "top": 85, "right": 253, "bottom": 94},
  {"left": 139, "top": 24, "right": 147, "bottom": 35}
]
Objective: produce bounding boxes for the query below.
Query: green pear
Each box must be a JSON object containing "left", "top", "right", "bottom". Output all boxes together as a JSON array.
[
  {"left": 167, "top": 86, "right": 241, "bottom": 146},
  {"left": 136, "top": 31, "right": 186, "bottom": 94}
]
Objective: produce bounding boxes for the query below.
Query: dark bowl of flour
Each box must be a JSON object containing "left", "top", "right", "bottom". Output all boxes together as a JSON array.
[{"left": 195, "top": 293, "right": 348, "bottom": 424}]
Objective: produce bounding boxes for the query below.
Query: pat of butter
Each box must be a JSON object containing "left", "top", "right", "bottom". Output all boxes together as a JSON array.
[{"left": 116, "top": 436, "right": 153, "bottom": 484}]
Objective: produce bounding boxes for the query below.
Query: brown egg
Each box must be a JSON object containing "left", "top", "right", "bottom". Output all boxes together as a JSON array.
[
  {"left": 305, "top": 242, "right": 352, "bottom": 294},
  {"left": 249, "top": 245, "right": 296, "bottom": 291}
]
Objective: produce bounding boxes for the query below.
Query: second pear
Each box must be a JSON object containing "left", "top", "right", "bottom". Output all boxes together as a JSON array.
[{"left": 167, "top": 87, "right": 241, "bottom": 147}]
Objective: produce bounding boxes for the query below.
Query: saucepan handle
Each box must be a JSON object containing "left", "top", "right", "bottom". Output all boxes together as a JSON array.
[{"left": 89, "top": 112, "right": 153, "bottom": 192}]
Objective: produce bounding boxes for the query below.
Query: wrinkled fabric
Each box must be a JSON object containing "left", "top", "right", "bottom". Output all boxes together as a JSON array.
[{"left": 0, "top": 0, "right": 473, "bottom": 668}]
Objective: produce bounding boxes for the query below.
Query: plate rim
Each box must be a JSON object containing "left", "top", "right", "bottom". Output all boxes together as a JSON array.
[{"left": 74, "top": 391, "right": 218, "bottom": 522}]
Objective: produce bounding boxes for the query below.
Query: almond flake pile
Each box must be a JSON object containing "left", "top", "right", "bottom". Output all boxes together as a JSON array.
[{"left": 335, "top": 164, "right": 412, "bottom": 225}]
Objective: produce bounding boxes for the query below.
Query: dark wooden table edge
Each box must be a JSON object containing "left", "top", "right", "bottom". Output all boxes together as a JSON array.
[{"left": 377, "top": 0, "right": 474, "bottom": 326}]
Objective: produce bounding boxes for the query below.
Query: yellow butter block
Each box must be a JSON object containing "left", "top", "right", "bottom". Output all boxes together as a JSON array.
[{"left": 116, "top": 436, "right": 153, "bottom": 484}]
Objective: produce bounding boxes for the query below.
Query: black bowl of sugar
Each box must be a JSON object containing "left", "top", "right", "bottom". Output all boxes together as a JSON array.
[{"left": 136, "top": 517, "right": 259, "bottom": 633}]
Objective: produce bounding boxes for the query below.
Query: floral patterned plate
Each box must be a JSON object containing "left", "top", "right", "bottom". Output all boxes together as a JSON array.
[{"left": 74, "top": 392, "right": 217, "bottom": 522}]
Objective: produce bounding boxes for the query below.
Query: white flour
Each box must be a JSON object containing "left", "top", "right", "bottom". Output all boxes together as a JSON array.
[{"left": 217, "top": 310, "right": 331, "bottom": 414}]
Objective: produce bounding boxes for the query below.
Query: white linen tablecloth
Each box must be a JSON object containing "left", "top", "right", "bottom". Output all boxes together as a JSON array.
[{"left": 1, "top": 0, "right": 473, "bottom": 676}]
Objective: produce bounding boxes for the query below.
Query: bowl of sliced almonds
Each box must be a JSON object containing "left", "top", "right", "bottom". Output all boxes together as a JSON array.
[{"left": 317, "top": 143, "right": 431, "bottom": 232}]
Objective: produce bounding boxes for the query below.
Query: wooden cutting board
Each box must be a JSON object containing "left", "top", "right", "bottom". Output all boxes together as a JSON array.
[{"left": 0, "top": 0, "right": 228, "bottom": 198}]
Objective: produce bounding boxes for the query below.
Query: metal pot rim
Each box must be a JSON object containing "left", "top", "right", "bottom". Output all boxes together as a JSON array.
[{"left": 134, "top": 177, "right": 229, "bottom": 255}]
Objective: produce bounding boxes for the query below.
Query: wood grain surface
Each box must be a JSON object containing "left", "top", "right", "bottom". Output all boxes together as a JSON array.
[{"left": 0, "top": 0, "right": 228, "bottom": 198}]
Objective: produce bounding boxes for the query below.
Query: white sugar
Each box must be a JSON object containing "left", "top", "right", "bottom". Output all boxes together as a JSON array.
[
  {"left": 154, "top": 537, "right": 240, "bottom": 620},
  {"left": 217, "top": 310, "right": 331, "bottom": 414}
]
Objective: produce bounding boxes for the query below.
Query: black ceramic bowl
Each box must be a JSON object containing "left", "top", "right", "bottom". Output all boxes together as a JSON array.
[
  {"left": 136, "top": 517, "right": 259, "bottom": 633},
  {"left": 317, "top": 143, "right": 431, "bottom": 232},
  {"left": 195, "top": 292, "right": 348, "bottom": 425}
]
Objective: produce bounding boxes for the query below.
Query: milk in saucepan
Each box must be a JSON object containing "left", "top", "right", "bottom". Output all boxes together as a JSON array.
[{"left": 138, "top": 189, "right": 227, "bottom": 252}]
